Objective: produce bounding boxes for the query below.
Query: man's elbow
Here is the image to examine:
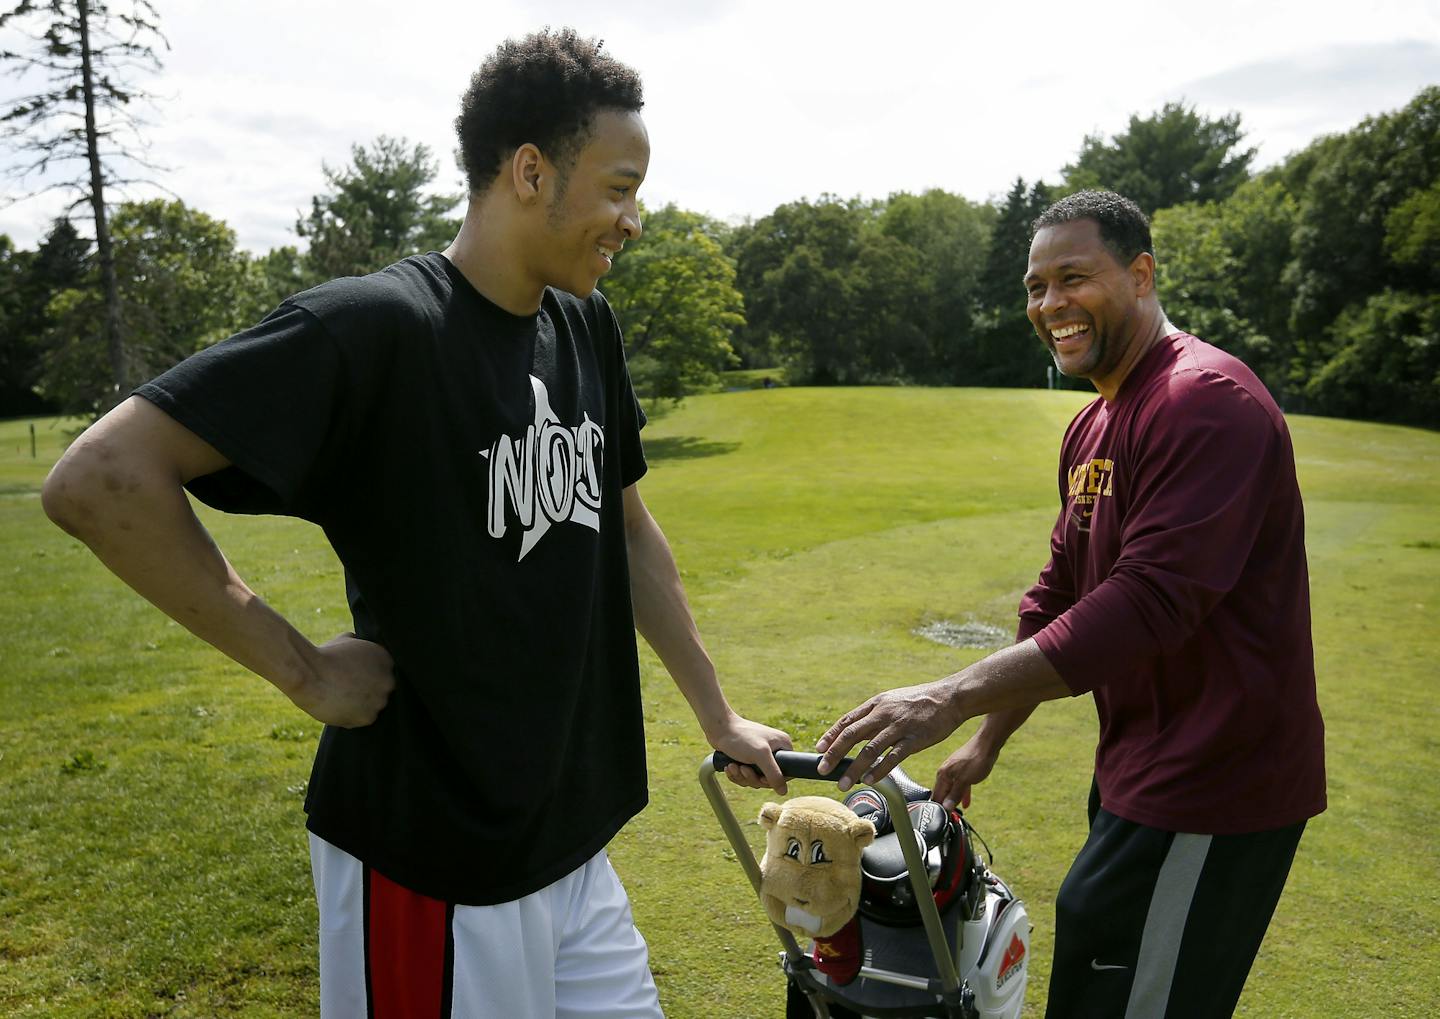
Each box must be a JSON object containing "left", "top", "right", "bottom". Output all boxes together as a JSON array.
[
  {"left": 43, "top": 453, "right": 93, "bottom": 537},
  {"left": 42, "top": 439, "right": 128, "bottom": 540}
]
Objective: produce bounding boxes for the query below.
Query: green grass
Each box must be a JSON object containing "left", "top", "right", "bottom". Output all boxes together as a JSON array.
[
  {"left": 717, "top": 366, "right": 788, "bottom": 391},
  {"left": 1, "top": 392, "right": 1436, "bottom": 1017}
]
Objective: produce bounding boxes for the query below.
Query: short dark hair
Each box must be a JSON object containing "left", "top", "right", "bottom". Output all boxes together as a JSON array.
[
  {"left": 1033, "top": 190, "right": 1153, "bottom": 266},
  {"left": 456, "top": 28, "right": 644, "bottom": 193}
]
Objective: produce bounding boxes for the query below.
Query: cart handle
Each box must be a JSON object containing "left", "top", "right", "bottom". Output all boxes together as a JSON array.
[{"left": 709, "top": 749, "right": 858, "bottom": 783}]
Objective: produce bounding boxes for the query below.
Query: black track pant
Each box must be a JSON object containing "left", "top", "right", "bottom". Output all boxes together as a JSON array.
[{"left": 1045, "top": 784, "right": 1305, "bottom": 1019}]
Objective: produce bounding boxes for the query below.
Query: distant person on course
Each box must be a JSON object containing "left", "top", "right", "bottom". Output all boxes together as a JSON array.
[
  {"left": 42, "top": 28, "right": 790, "bottom": 1018},
  {"left": 813, "top": 190, "right": 1325, "bottom": 1018}
]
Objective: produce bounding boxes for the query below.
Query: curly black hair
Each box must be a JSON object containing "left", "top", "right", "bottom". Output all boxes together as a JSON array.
[
  {"left": 456, "top": 28, "right": 645, "bottom": 193},
  {"left": 1033, "top": 190, "right": 1153, "bottom": 267}
]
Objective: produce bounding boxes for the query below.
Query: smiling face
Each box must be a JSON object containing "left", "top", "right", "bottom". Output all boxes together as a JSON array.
[
  {"left": 1025, "top": 218, "right": 1156, "bottom": 399},
  {"left": 531, "top": 108, "right": 649, "bottom": 298}
]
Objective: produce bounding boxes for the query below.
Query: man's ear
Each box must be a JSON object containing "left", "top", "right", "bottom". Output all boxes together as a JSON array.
[
  {"left": 759, "top": 802, "right": 783, "bottom": 831},
  {"left": 510, "top": 143, "right": 544, "bottom": 203},
  {"left": 1129, "top": 251, "right": 1156, "bottom": 299}
]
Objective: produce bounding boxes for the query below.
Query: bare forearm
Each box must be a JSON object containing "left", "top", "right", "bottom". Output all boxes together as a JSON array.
[
  {"left": 44, "top": 438, "right": 319, "bottom": 698},
  {"left": 817, "top": 637, "right": 1070, "bottom": 788},
  {"left": 625, "top": 510, "right": 734, "bottom": 737},
  {"left": 41, "top": 397, "right": 393, "bottom": 729},
  {"left": 622, "top": 487, "right": 792, "bottom": 791},
  {"left": 973, "top": 704, "right": 1038, "bottom": 754},
  {"left": 945, "top": 639, "right": 1070, "bottom": 723}
]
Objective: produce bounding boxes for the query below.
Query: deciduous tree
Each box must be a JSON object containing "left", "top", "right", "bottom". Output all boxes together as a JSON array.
[
  {"left": 728, "top": 196, "right": 870, "bottom": 379},
  {"left": 1063, "top": 102, "right": 1254, "bottom": 215},
  {"left": 236, "top": 244, "right": 307, "bottom": 325},
  {"left": 601, "top": 204, "right": 742, "bottom": 400},
  {"left": 1285, "top": 86, "right": 1440, "bottom": 423},
  {"left": 40, "top": 199, "right": 247, "bottom": 413},
  {"left": 1302, "top": 289, "right": 1440, "bottom": 426},
  {"left": 1151, "top": 178, "right": 1298, "bottom": 399},
  {"left": 296, "top": 135, "right": 461, "bottom": 282},
  {"left": 875, "top": 189, "right": 993, "bottom": 383}
]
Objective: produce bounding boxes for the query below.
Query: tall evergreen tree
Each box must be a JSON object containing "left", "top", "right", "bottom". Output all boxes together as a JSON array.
[
  {"left": 0, "top": 217, "right": 87, "bottom": 414},
  {"left": 1, "top": 0, "right": 167, "bottom": 406},
  {"left": 972, "top": 178, "right": 1053, "bottom": 387},
  {"left": 0, "top": 234, "right": 35, "bottom": 413}
]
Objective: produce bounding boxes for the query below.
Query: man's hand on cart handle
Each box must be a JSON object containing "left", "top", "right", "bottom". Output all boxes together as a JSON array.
[
  {"left": 816, "top": 643, "right": 1067, "bottom": 793},
  {"left": 708, "top": 713, "right": 793, "bottom": 794},
  {"left": 711, "top": 750, "right": 860, "bottom": 783},
  {"left": 814, "top": 677, "right": 965, "bottom": 792}
]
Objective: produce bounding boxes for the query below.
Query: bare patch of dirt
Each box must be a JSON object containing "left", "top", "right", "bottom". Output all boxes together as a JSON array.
[{"left": 913, "top": 619, "right": 1009, "bottom": 650}]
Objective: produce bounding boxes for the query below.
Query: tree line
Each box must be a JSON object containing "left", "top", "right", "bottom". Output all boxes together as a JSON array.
[
  {"left": 714, "top": 88, "right": 1440, "bottom": 428},
  {"left": 2, "top": 3, "right": 1437, "bottom": 426}
]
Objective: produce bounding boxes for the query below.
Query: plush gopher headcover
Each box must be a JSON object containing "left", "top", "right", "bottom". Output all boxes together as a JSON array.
[{"left": 758, "top": 796, "right": 876, "bottom": 938}]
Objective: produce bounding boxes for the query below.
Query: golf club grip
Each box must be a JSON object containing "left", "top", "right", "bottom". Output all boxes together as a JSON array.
[{"left": 710, "top": 750, "right": 856, "bottom": 782}]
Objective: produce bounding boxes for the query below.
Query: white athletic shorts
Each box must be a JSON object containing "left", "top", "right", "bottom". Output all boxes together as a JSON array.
[{"left": 309, "top": 832, "right": 665, "bottom": 1018}]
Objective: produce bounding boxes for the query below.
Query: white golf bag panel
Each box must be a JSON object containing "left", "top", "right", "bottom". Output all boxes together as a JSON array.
[
  {"left": 803, "top": 869, "right": 1030, "bottom": 1019},
  {"left": 961, "top": 874, "right": 1029, "bottom": 1019}
]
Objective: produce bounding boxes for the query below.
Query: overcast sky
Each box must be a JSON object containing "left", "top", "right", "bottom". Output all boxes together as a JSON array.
[{"left": 2, "top": 0, "right": 1438, "bottom": 253}]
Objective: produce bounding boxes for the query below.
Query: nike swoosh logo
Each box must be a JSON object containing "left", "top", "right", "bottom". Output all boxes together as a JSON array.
[{"left": 1090, "top": 960, "right": 1127, "bottom": 971}]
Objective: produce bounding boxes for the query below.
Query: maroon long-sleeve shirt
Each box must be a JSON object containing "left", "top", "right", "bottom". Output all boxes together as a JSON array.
[{"left": 1019, "top": 332, "right": 1326, "bottom": 834}]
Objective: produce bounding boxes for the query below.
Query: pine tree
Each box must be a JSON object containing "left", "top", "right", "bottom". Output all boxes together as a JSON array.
[
  {"left": 972, "top": 178, "right": 1053, "bottom": 387},
  {"left": 1, "top": 0, "right": 167, "bottom": 405}
]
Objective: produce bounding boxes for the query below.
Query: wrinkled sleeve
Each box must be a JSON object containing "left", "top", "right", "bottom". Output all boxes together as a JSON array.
[
  {"left": 134, "top": 300, "right": 377, "bottom": 521},
  {"left": 1033, "top": 373, "right": 1283, "bottom": 694}
]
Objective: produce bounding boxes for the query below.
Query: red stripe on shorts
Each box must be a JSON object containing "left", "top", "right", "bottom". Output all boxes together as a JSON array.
[{"left": 365, "top": 866, "right": 454, "bottom": 1018}]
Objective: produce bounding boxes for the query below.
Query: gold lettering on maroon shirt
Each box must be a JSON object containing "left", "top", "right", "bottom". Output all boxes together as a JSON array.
[{"left": 1066, "top": 457, "right": 1114, "bottom": 532}]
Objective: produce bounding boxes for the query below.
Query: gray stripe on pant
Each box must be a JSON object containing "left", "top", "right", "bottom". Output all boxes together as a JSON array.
[{"left": 1124, "top": 832, "right": 1212, "bottom": 1019}]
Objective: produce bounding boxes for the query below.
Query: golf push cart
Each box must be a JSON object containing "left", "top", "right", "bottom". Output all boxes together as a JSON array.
[{"left": 701, "top": 750, "right": 1031, "bottom": 1019}]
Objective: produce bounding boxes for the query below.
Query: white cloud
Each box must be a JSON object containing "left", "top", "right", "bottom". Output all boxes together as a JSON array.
[{"left": 2, "top": 0, "right": 1437, "bottom": 251}]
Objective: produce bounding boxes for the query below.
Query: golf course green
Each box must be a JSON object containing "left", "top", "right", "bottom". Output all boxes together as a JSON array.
[{"left": 1, "top": 386, "right": 1435, "bottom": 1016}]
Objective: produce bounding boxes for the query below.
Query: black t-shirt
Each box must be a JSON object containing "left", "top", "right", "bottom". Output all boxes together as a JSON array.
[{"left": 135, "top": 252, "right": 650, "bottom": 904}]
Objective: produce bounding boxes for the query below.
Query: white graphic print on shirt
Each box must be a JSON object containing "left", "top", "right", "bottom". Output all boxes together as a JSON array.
[{"left": 480, "top": 375, "right": 604, "bottom": 561}]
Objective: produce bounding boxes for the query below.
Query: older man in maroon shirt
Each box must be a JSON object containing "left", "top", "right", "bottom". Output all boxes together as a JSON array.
[{"left": 816, "top": 190, "right": 1325, "bottom": 1018}]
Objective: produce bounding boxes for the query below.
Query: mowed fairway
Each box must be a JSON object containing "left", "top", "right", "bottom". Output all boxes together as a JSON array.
[{"left": 1, "top": 388, "right": 1437, "bottom": 1017}]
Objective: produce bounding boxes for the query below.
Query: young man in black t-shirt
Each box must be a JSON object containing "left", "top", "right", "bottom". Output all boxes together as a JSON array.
[{"left": 44, "top": 29, "right": 790, "bottom": 1017}]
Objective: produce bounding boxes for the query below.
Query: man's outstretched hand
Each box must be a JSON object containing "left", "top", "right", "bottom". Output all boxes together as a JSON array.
[{"left": 815, "top": 678, "right": 963, "bottom": 792}]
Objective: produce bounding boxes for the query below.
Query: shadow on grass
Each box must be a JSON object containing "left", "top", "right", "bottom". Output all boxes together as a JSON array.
[{"left": 645, "top": 435, "right": 741, "bottom": 462}]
